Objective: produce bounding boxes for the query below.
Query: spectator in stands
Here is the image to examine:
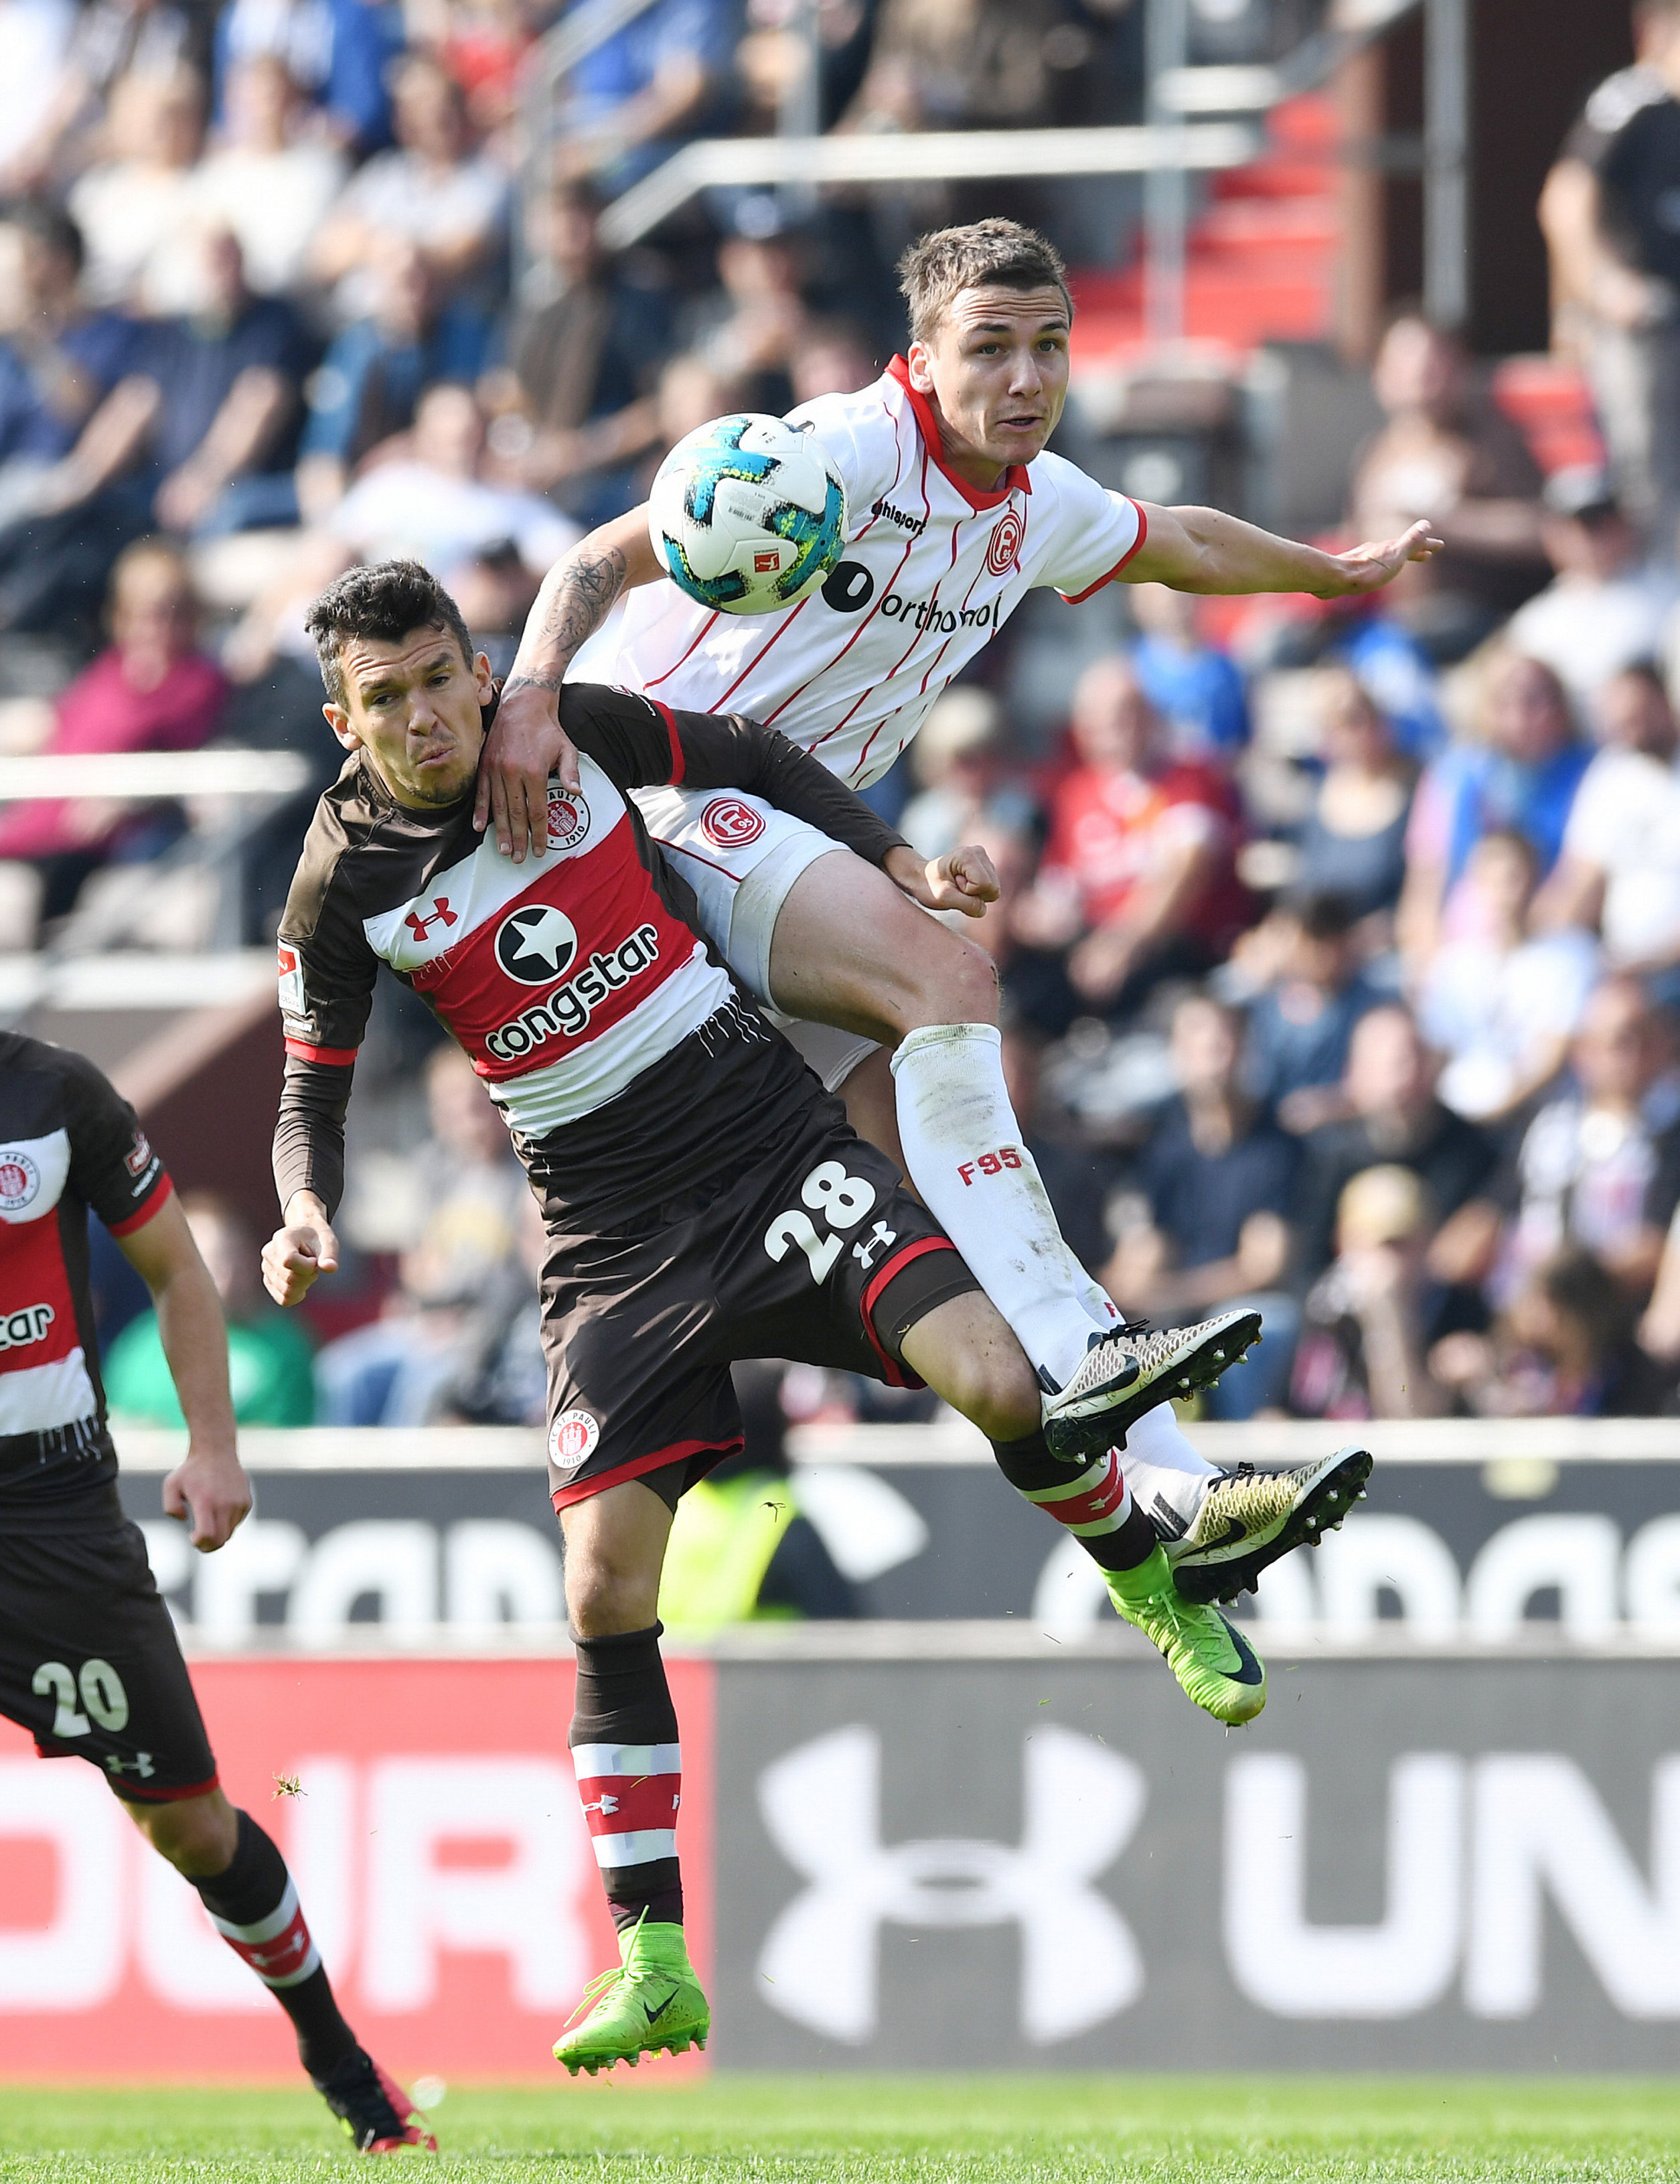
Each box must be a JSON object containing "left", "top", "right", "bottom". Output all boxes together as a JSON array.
[
  {"left": 789, "top": 317, "right": 877, "bottom": 405},
  {"left": 106, "top": 1190, "right": 316, "bottom": 1425},
  {"left": 1503, "top": 468, "right": 1679, "bottom": 711},
  {"left": 0, "top": 0, "right": 74, "bottom": 189},
  {"left": 1533, "top": 663, "right": 1680, "bottom": 1007},
  {"left": 1639, "top": 1195, "right": 1680, "bottom": 1363},
  {"left": 554, "top": 0, "right": 735, "bottom": 192},
  {"left": 1501, "top": 972, "right": 1680, "bottom": 1303},
  {"left": 213, "top": 0, "right": 400, "bottom": 155},
  {"left": 1289, "top": 666, "right": 1416, "bottom": 928},
  {"left": 1540, "top": 0, "right": 1680, "bottom": 552},
  {"left": 1397, "top": 650, "right": 1592, "bottom": 978},
  {"left": 293, "top": 240, "right": 494, "bottom": 516},
  {"left": 680, "top": 227, "right": 811, "bottom": 416},
  {"left": 1238, "top": 891, "right": 1384, "bottom": 1133},
  {"left": 846, "top": 0, "right": 1081, "bottom": 133},
  {"left": 1008, "top": 655, "right": 1251, "bottom": 1036},
  {"left": 1293, "top": 1001, "right": 1500, "bottom": 1292},
  {"left": 1417, "top": 828, "right": 1599, "bottom": 1127},
  {"left": 65, "top": 63, "right": 206, "bottom": 312},
  {"left": 412, "top": 0, "right": 536, "bottom": 141},
  {"left": 1434, "top": 1244, "right": 1673, "bottom": 1418},
  {"left": 3, "top": 0, "right": 196, "bottom": 194},
  {"left": 0, "top": 200, "right": 150, "bottom": 530},
  {"left": 0, "top": 538, "right": 227, "bottom": 940},
  {"left": 897, "top": 687, "right": 1036, "bottom": 863},
  {"left": 144, "top": 227, "right": 315, "bottom": 537},
  {"left": 1291, "top": 1163, "right": 1451, "bottom": 1420},
  {"left": 230, "top": 382, "right": 579, "bottom": 675},
  {"left": 1104, "top": 990, "right": 1299, "bottom": 1417},
  {"left": 315, "top": 1041, "right": 529, "bottom": 1425},
  {"left": 190, "top": 56, "right": 349, "bottom": 301},
  {"left": 310, "top": 55, "right": 508, "bottom": 325},
  {"left": 1348, "top": 309, "right": 1548, "bottom": 664},
  {"left": 479, "top": 181, "right": 672, "bottom": 528},
  {"left": 1128, "top": 582, "right": 1248, "bottom": 761}
]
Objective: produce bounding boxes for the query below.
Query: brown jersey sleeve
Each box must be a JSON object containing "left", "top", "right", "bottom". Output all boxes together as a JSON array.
[{"left": 558, "top": 683, "right": 910, "bottom": 869}]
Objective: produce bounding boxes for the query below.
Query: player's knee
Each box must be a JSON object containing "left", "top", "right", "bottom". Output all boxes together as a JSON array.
[
  {"left": 134, "top": 1790, "right": 239, "bottom": 1878},
  {"left": 901, "top": 930, "right": 1000, "bottom": 1034},
  {"left": 943, "top": 1341, "right": 1042, "bottom": 1444},
  {"left": 565, "top": 1552, "right": 661, "bottom": 1638}
]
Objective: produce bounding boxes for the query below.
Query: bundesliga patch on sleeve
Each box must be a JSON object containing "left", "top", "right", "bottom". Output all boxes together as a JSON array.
[
  {"left": 124, "top": 1131, "right": 153, "bottom": 1178},
  {"left": 277, "top": 943, "right": 307, "bottom": 1017}
]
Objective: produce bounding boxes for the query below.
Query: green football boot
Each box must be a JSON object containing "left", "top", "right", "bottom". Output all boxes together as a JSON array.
[
  {"left": 1107, "top": 1544, "right": 1268, "bottom": 1724},
  {"left": 553, "top": 1915, "right": 710, "bottom": 2077}
]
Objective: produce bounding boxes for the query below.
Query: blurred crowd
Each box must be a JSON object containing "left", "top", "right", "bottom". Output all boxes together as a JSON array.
[{"left": 11, "top": 0, "right": 1680, "bottom": 1427}]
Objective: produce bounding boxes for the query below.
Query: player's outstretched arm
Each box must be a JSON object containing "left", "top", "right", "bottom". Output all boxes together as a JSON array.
[
  {"left": 477, "top": 508, "right": 666, "bottom": 863},
  {"left": 262, "top": 1191, "right": 340, "bottom": 1311},
  {"left": 1124, "top": 504, "right": 1442, "bottom": 599},
  {"left": 117, "top": 1193, "right": 251, "bottom": 1553}
]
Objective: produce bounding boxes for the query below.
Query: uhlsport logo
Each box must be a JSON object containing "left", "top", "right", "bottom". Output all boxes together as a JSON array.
[
  {"left": 546, "top": 786, "right": 591, "bottom": 852},
  {"left": 550, "top": 1410, "right": 601, "bottom": 1471},
  {"left": 986, "top": 508, "right": 1024, "bottom": 577},
  {"left": 495, "top": 904, "right": 579, "bottom": 985},
  {"left": 0, "top": 1149, "right": 42, "bottom": 1214},
  {"left": 701, "top": 798, "right": 767, "bottom": 849}
]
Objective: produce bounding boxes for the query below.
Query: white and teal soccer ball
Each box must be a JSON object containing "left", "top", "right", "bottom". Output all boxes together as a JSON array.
[{"left": 649, "top": 413, "right": 848, "bottom": 615}]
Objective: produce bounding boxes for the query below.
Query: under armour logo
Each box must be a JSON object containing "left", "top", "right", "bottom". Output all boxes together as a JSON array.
[
  {"left": 852, "top": 1221, "right": 898, "bottom": 1270},
  {"left": 404, "top": 897, "right": 458, "bottom": 942},
  {"left": 581, "top": 1792, "right": 621, "bottom": 1818},
  {"left": 756, "top": 1725, "right": 1144, "bottom": 2043},
  {"left": 105, "top": 1751, "right": 156, "bottom": 1779}
]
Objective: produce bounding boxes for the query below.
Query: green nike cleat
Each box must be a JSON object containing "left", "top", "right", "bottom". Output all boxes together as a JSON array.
[
  {"left": 553, "top": 1915, "right": 710, "bottom": 2077},
  {"left": 1167, "top": 1445, "right": 1373, "bottom": 1605},
  {"left": 1107, "top": 1544, "right": 1268, "bottom": 1724}
]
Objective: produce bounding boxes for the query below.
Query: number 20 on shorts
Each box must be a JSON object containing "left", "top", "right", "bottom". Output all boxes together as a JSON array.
[{"left": 764, "top": 1160, "right": 879, "bottom": 1283}]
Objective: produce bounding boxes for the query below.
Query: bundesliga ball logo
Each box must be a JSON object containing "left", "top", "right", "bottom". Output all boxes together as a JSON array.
[
  {"left": 546, "top": 787, "right": 591, "bottom": 852},
  {"left": 700, "top": 798, "right": 766, "bottom": 849},
  {"left": 0, "top": 1151, "right": 40, "bottom": 1213}
]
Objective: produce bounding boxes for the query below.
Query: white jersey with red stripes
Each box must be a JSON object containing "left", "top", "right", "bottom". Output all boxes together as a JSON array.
[{"left": 603, "top": 358, "right": 1146, "bottom": 790}]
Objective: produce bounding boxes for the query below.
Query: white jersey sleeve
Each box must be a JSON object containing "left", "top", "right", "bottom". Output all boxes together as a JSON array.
[{"left": 1025, "top": 453, "right": 1148, "bottom": 603}]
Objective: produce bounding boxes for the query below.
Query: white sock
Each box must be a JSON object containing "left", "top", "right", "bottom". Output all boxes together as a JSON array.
[
  {"left": 890, "top": 1023, "right": 1116, "bottom": 1390},
  {"left": 1118, "top": 1403, "right": 1220, "bottom": 1533}
]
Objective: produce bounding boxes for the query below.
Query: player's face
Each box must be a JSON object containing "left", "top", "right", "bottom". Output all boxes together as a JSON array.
[
  {"left": 909, "top": 285, "right": 1071, "bottom": 488},
  {"left": 325, "top": 628, "right": 496, "bottom": 808}
]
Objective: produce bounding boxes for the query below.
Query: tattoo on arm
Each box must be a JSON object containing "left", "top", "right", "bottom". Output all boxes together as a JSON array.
[{"left": 504, "top": 544, "right": 629, "bottom": 696}]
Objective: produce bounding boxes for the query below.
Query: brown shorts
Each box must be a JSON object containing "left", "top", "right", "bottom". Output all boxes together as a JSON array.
[
  {"left": 528, "top": 1094, "right": 978, "bottom": 1512},
  {"left": 0, "top": 1520, "right": 218, "bottom": 1801}
]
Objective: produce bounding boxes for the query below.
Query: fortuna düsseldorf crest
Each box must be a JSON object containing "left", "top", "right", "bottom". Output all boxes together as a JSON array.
[
  {"left": 700, "top": 798, "right": 766, "bottom": 848},
  {"left": 986, "top": 508, "right": 1024, "bottom": 577}
]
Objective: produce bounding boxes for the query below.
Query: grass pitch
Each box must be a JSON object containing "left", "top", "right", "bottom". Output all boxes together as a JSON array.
[{"left": 3, "top": 2078, "right": 1679, "bottom": 2182}]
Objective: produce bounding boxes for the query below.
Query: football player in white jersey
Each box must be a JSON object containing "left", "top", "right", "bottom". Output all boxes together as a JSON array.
[{"left": 471, "top": 217, "right": 1432, "bottom": 1562}]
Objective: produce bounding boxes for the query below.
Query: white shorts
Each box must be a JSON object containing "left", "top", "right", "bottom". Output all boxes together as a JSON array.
[{"left": 633, "top": 784, "right": 880, "bottom": 1093}]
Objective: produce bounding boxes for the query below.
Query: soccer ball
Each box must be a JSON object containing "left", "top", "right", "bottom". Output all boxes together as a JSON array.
[{"left": 649, "top": 413, "right": 848, "bottom": 615}]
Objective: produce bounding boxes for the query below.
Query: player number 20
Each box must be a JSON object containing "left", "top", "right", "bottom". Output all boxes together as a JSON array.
[
  {"left": 765, "top": 1161, "right": 878, "bottom": 1283},
  {"left": 31, "top": 1657, "right": 129, "bottom": 1738}
]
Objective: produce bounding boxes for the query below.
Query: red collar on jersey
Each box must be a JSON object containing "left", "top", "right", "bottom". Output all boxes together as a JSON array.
[{"left": 887, "top": 355, "right": 1033, "bottom": 512}]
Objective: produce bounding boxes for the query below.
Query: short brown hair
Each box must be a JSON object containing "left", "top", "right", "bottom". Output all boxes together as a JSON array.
[
  {"left": 305, "top": 559, "right": 475, "bottom": 710},
  {"left": 897, "top": 220, "right": 1071, "bottom": 346}
]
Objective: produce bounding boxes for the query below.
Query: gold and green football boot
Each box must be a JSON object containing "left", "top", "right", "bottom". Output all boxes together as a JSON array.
[
  {"left": 553, "top": 1914, "right": 710, "bottom": 2077},
  {"left": 1107, "top": 1544, "right": 1268, "bottom": 1724},
  {"left": 1166, "top": 1445, "right": 1373, "bottom": 1605}
]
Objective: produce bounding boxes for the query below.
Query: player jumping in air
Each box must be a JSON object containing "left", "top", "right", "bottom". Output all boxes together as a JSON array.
[
  {"left": 0, "top": 1037, "right": 434, "bottom": 2155},
  {"left": 475, "top": 217, "right": 1409, "bottom": 1579},
  {"left": 264, "top": 563, "right": 1359, "bottom": 2078}
]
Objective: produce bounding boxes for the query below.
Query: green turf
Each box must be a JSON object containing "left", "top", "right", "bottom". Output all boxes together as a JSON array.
[{"left": 3, "top": 2078, "right": 1679, "bottom": 2182}]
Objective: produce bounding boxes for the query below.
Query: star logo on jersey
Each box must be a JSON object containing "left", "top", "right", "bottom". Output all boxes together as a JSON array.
[
  {"left": 546, "top": 786, "right": 591, "bottom": 852},
  {"left": 495, "top": 903, "right": 579, "bottom": 985},
  {"left": 986, "top": 508, "right": 1024, "bottom": 577},
  {"left": 0, "top": 1151, "right": 41, "bottom": 1213}
]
